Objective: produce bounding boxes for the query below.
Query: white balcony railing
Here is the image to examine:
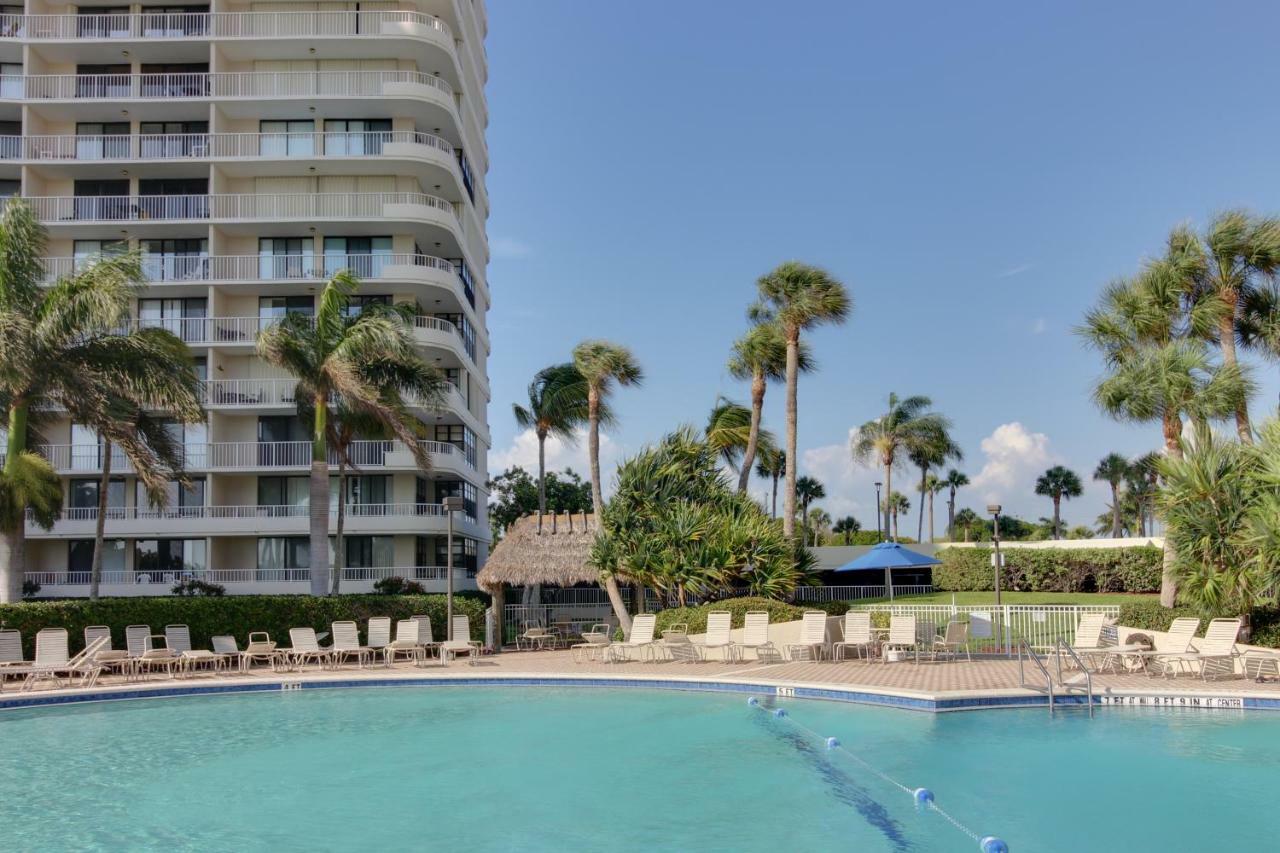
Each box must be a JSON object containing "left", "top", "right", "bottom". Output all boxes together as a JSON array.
[
  {"left": 40, "top": 253, "right": 463, "bottom": 286},
  {"left": 18, "top": 192, "right": 457, "bottom": 224},
  {"left": 9, "top": 70, "right": 454, "bottom": 102},
  {"left": 24, "top": 565, "right": 472, "bottom": 589},
  {"left": 7, "top": 130, "right": 455, "bottom": 162},
  {"left": 33, "top": 502, "right": 452, "bottom": 523},
  {"left": 5, "top": 11, "right": 452, "bottom": 42},
  {"left": 28, "top": 439, "right": 466, "bottom": 472}
]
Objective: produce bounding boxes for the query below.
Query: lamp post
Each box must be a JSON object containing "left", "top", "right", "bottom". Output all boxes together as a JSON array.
[
  {"left": 443, "top": 495, "right": 465, "bottom": 640},
  {"left": 987, "top": 503, "right": 1002, "bottom": 606},
  {"left": 874, "top": 481, "right": 883, "bottom": 543}
]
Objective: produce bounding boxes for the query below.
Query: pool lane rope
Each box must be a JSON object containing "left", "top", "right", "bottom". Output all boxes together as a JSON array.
[{"left": 748, "top": 698, "right": 1009, "bottom": 853}]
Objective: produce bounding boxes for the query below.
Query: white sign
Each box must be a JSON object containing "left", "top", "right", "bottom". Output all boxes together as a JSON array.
[
  {"left": 990, "top": 552, "right": 1005, "bottom": 567},
  {"left": 970, "top": 611, "right": 993, "bottom": 639},
  {"left": 1098, "top": 695, "right": 1243, "bottom": 709}
]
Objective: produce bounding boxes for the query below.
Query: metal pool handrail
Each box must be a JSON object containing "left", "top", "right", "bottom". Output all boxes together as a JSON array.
[{"left": 1016, "top": 638, "right": 1054, "bottom": 716}]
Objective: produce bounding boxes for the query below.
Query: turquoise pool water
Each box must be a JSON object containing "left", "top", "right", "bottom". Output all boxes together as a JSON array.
[{"left": 0, "top": 687, "right": 1275, "bottom": 851}]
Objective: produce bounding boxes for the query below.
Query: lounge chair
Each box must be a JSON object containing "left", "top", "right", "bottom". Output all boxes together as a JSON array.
[
  {"left": 288, "top": 627, "right": 334, "bottom": 670},
  {"left": 330, "top": 621, "right": 373, "bottom": 668},
  {"left": 384, "top": 619, "right": 426, "bottom": 666},
  {"left": 166, "top": 624, "right": 225, "bottom": 675},
  {"left": 881, "top": 615, "right": 920, "bottom": 664},
  {"left": 240, "top": 632, "right": 287, "bottom": 672},
  {"left": 367, "top": 617, "right": 392, "bottom": 661},
  {"left": 833, "top": 612, "right": 874, "bottom": 661},
  {"left": 571, "top": 623, "right": 614, "bottom": 662},
  {"left": 784, "top": 611, "right": 829, "bottom": 661},
  {"left": 932, "top": 621, "right": 971, "bottom": 661},
  {"left": 1119, "top": 617, "right": 1199, "bottom": 674},
  {"left": 610, "top": 614, "right": 658, "bottom": 662},
  {"left": 696, "top": 612, "right": 735, "bottom": 662},
  {"left": 659, "top": 624, "right": 701, "bottom": 662},
  {"left": 80, "top": 626, "right": 131, "bottom": 677},
  {"left": 440, "top": 615, "right": 482, "bottom": 664},
  {"left": 13, "top": 636, "right": 108, "bottom": 692},
  {"left": 735, "top": 612, "right": 780, "bottom": 662},
  {"left": 517, "top": 620, "right": 556, "bottom": 651},
  {"left": 0, "top": 628, "right": 24, "bottom": 667},
  {"left": 411, "top": 614, "right": 441, "bottom": 663},
  {"left": 135, "top": 635, "right": 182, "bottom": 680},
  {"left": 125, "top": 624, "right": 152, "bottom": 658},
  {"left": 1147, "top": 618, "right": 1242, "bottom": 680}
]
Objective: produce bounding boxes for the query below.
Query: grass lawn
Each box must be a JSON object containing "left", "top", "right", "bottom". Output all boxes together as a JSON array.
[{"left": 849, "top": 591, "right": 1157, "bottom": 607}]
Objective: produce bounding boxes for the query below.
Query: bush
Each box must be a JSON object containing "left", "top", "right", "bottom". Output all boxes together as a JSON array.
[
  {"left": 0, "top": 594, "right": 490, "bottom": 659},
  {"left": 934, "top": 546, "right": 1163, "bottom": 593},
  {"left": 21, "top": 579, "right": 40, "bottom": 598},
  {"left": 372, "top": 577, "right": 426, "bottom": 595},
  {"left": 653, "top": 597, "right": 809, "bottom": 636},
  {"left": 1116, "top": 600, "right": 1280, "bottom": 648},
  {"left": 171, "top": 578, "right": 226, "bottom": 597}
]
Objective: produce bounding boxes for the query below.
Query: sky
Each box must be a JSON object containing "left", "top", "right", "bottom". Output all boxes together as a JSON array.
[{"left": 480, "top": 0, "right": 1280, "bottom": 534}]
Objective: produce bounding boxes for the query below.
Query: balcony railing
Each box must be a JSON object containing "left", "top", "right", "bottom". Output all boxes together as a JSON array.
[
  {"left": 200, "top": 378, "right": 458, "bottom": 414},
  {"left": 26, "top": 439, "right": 467, "bottom": 472},
  {"left": 8, "top": 130, "right": 455, "bottom": 162},
  {"left": 8, "top": 70, "right": 454, "bottom": 101},
  {"left": 40, "top": 252, "right": 460, "bottom": 286},
  {"left": 4, "top": 11, "right": 452, "bottom": 42},
  {"left": 35, "top": 502, "right": 453, "bottom": 522},
  {"left": 25, "top": 566, "right": 474, "bottom": 589},
  {"left": 18, "top": 192, "right": 457, "bottom": 224}
]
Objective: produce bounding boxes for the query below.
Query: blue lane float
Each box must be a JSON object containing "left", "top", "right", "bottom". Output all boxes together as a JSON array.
[
  {"left": 981, "top": 837, "right": 1009, "bottom": 853},
  {"left": 913, "top": 788, "right": 934, "bottom": 806},
  {"left": 825, "top": 736, "right": 840, "bottom": 750}
]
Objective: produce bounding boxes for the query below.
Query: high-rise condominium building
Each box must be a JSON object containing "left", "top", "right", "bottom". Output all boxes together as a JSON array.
[{"left": 0, "top": 0, "right": 490, "bottom": 596}]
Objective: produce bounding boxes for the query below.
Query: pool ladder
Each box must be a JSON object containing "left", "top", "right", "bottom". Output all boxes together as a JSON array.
[{"left": 1015, "top": 638, "right": 1095, "bottom": 718}]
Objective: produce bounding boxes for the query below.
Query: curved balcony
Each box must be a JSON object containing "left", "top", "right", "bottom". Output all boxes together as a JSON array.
[
  {"left": 8, "top": 11, "right": 452, "bottom": 44},
  {"left": 24, "top": 565, "right": 477, "bottom": 598}
]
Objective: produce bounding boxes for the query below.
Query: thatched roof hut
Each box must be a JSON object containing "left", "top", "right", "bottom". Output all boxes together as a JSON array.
[{"left": 477, "top": 512, "right": 603, "bottom": 593}]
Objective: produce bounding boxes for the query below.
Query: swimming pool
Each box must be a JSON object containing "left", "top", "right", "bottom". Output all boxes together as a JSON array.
[{"left": 0, "top": 686, "right": 1274, "bottom": 851}]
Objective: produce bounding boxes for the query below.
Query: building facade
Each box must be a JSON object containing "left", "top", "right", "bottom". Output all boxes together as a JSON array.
[{"left": 0, "top": 0, "right": 490, "bottom": 596}]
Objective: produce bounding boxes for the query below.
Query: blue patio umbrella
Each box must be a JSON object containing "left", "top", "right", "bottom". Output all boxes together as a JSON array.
[{"left": 833, "top": 542, "right": 940, "bottom": 601}]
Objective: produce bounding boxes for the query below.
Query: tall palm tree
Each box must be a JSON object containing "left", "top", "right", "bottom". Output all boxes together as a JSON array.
[
  {"left": 832, "top": 515, "right": 860, "bottom": 545},
  {"left": 1128, "top": 451, "right": 1162, "bottom": 536},
  {"left": 572, "top": 339, "right": 643, "bottom": 631},
  {"left": 705, "top": 397, "right": 777, "bottom": 473},
  {"left": 1240, "top": 283, "right": 1280, "bottom": 376},
  {"left": 953, "top": 508, "right": 979, "bottom": 542},
  {"left": 258, "top": 272, "right": 439, "bottom": 595},
  {"left": 512, "top": 363, "right": 589, "bottom": 515},
  {"left": 924, "top": 473, "right": 945, "bottom": 543},
  {"left": 755, "top": 447, "right": 784, "bottom": 518},
  {"left": 852, "top": 393, "right": 948, "bottom": 542},
  {"left": 807, "top": 508, "right": 831, "bottom": 547},
  {"left": 941, "top": 468, "right": 969, "bottom": 541},
  {"left": 1035, "top": 465, "right": 1083, "bottom": 540},
  {"left": 1093, "top": 453, "right": 1131, "bottom": 538},
  {"left": 727, "top": 322, "right": 810, "bottom": 494},
  {"left": 885, "top": 491, "right": 910, "bottom": 540},
  {"left": 754, "top": 261, "right": 851, "bottom": 538},
  {"left": 1187, "top": 211, "right": 1280, "bottom": 442},
  {"left": 908, "top": 420, "right": 962, "bottom": 542},
  {"left": 0, "top": 201, "right": 205, "bottom": 602},
  {"left": 795, "top": 475, "right": 825, "bottom": 534}
]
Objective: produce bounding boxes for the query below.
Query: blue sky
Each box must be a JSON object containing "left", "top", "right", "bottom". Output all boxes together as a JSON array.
[{"left": 481, "top": 0, "right": 1280, "bottom": 532}]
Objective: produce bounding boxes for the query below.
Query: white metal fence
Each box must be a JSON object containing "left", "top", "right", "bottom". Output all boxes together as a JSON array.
[
  {"left": 793, "top": 585, "right": 933, "bottom": 602},
  {"left": 850, "top": 603, "right": 1122, "bottom": 656}
]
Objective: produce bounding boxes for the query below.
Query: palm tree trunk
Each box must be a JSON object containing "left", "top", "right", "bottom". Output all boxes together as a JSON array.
[
  {"left": 916, "top": 466, "right": 927, "bottom": 542},
  {"left": 947, "top": 490, "right": 956, "bottom": 542},
  {"left": 331, "top": 458, "right": 346, "bottom": 596},
  {"left": 1159, "top": 412, "right": 1184, "bottom": 607},
  {"left": 883, "top": 462, "right": 893, "bottom": 541},
  {"left": 587, "top": 386, "right": 631, "bottom": 634},
  {"left": 89, "top": 441, "right": 112, "bottom": 601},
  {"left": 536, "top": 429, "right": 547, "bottom": 515},
  {"left": 1219, "top": 312, "right": 1252, "bottom": 443},
  {"left": 1052, "top": 495, "right": 1061, "bottom": 539},
  {"left": 0, "top": 403, "right": 31, "bottom": 603},
  {"left": 1110, "top": 483, "right": 1122, "bottom": 538},
  {"left": 927, "top": 490, "right": 935, "bottom": 544},
  {"left": 782, "top": 331, "right": 799, "bottom": 539},
  {"left": 892, "top": 507, "right": 899, "bottom": 540},
  {"left": 770, "top": 473, "right": 778, "bottom": 518},
  {"left": 738, "top": 372, "right": 766, "bottom": 494},
  {"left": 309, "top": 394, "right": 330, "bottom": 596}
]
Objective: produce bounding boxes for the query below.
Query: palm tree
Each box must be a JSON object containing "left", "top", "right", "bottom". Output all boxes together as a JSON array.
[
  {"left": 885, "top": 491, "right": 910, "bottom": 540},
  {"left": 258, "top": 271, "right": 439, "bottom": 596},
  {"left": 941, "top": 469, "right": 969, "bottom": 541},
  {"left": 1240, "top": 283, "right": 1280, "bottom": 374},
  {"left": 924, "top": 473, "right": 946, "bottom": 543},
  {"left": 795, "top": 475, "right": 825, "bottom": 534},
  {"left": 832, "top": 515, "right": 861, "bottom": 545},
  {"left": 727, "top": 322, "right": 810, "bottom": 494},
  {"left": 512, "top": 363, "right": 589, "bottom": 515},
  {"left": 1187, "top": 211, "right": 1280, "bottom": 442},
  {"left": 1093, "top": 453, "right": 1131, "bottom": 538},
  {"left": 572, "top": 339, "right": 643, "bottom": 631},
  {"left": 953, "top": 508, "right": 980, "bottom": 542},
  {"left": 755, "top": 448, "right": 784, "bottom": 518},
  {"left": 1128, "top": 451, "right": 1162, "bottom": 536},
  {"left": 705, "top": 397, "right": 777, "bottom": 474},
  {"left": 807, "top": 508, "right": 831, "bottom": 547},
  {"left": 754, "top": 261, "right": 851, "bottom": 538},
  {"left": 908, "top": 421, "right": 962, "bottom": 542},
  {"left": 0, "top": 202, "right": 205, "bottom": 602},
  {"left": 1034, "top": 466, "right": 1083, "bottom": 540},
  {"left": 852, "top": 393, "right": 948, "bottom": 542}
]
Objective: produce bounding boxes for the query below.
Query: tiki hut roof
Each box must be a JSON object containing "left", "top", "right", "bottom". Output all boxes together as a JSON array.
[{"left": 477, "top": 512, "right": 607, "bottom": 592}]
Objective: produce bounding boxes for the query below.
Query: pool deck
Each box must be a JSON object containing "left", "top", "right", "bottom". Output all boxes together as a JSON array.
[{"left": 4, "top": 649, "right": 1280, "bottom": 712}]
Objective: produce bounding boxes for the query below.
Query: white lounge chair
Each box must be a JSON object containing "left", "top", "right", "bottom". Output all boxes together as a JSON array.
[
  {"left": 696, "top": 612, "right": 735, "bottom": 662},
  {"left": 517, "top": 620, "right": 556, "bottom": 651},
  {"left": 571, "top": 624, "right": 614, "bottom": 662},
  {"left": 833, "top": 612, "right": 874, "bottom": 661},
  {"left": 135, "top": 635, "right": 182, "bottom": 680},
  {"left": 0, "top": 628, "right": 25, "bottom": 667},
  {"left": 166, "top": 624, "right": 225, "bottom": 675},
  {"left": 384, "top": 619, "right": 426, "bottom": 666},
  {"left": 735, "top": 612, "right": 780, "bottom": 662},
  {"left": 881, "top": 615, "right": 920, "bottom": 664},
  {"left": 932, "top": 621, "right": 971, "bottom": 661},
  {"left": 82, "top": 626, "right": 129, "bottom": 676},
  {"left": 784, "top": 611, "right": 829, "bottom": 661},
  {"left": 241, "top": 632, "right": 287, "bottom": 672},
  {"left": 609, "top": 614, "right": 659, "bottom": 662},
  {"left": 14, "top": 635, "right": 108, "bottom": 692},
  {"left": 411, "top": 614, "right": 441, "bottom": 663},
  {"left": 440, "top": 615, "right": 482, "bottom": 664},
  {"left": 1148, "top": 618, "right": 1242, "bottom": 680},
  {"left": 125, "top": 624, "right": 152, "bottom": 658},
  {"left": 367, "top": 617, "right": 392, "bottom": 661},
  {"left": 288, "top": 627, "right": 335, "bottom": 670},
  {"left": 330, "top": 621, "right": 373, "bottom": 668}
]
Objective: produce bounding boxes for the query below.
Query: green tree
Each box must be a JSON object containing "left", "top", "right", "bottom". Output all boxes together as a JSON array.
[
  {"left": 1093, "top": 452, "right": 1131, "bottom": 538},
  {"left": 258, "top": 272, "right": 439, "bottom": 595},
  {"left": 941, "top": 468, "right": 969, "bottom": 541},
  {"left": 884, "top": 491, "right": 910, "bottom": 540},
  {"left": 953, "top": 507, "right": 980, "bottom": 542},
  {"left": 727, "top": 322, "right": 809, "bottom": 494},
  {"left": 908, "top": 420, "right": 962, "bottom": 542},
  {"left": 512, "top": 363, "right": 589, "bottom": 515},
  {"left": 832, "top": 515, "right": 861, "bottom": 545},
  {"left": 754, "top": 262, "right": 851, "bottom": 539},
  {"left": 1240, "top": 283, "right": 1280, "bottom": 374},
  {"left": 807, "top": 508, "right": 832, "bottom": 547},
  {"left": 1035, "top": 465, "right": 1083, "bottom": 540},
  {"left": 487, "top": 466, "right": 592, "bottom": 540},
  {"left": 572, "top": 339, "right": 643, "bottom": 631},
  {"left": 0, "top": 202, "right": 205, "bottom": 602},
  {"left": 795, "top": 475, "right": 825, "bottom": 539},
  {"left": 852, "top": 392, "right": 949, "bottom": 542},
  {"left": 924, "top": 473, "right": 945, "bottom": 543},
  {"left": 755, "top": 447, "right": 785, "bottom": 518},
  {"left": 705, "top": 397, "right": 776, "bottom": 473}
]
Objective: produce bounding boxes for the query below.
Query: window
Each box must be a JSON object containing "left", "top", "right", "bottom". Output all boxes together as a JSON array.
[
  {"left": 343, "top": 294, "right": 391, "bottom": 318},
  {"left": 258, "top": 294, "right": 314, "bottom": 319},
  {"left": 324, "top": 236, "right": 392, "bottom": 278},
  {"left": 343, "top": 536, "right": 394, "bottom": 569},
  {"left": 141, "top": 5, "right": 210, "bottom": 37},
  {"left": 73, "top": 179, "right": 129, "bottom": 221},
  {"left": 138, "top": 178, "right": 208, "bottom": 219},
  {"left": 432, "top": 424, "right": 477, "bottom": 469},
  {"left": 432, "top": 535, "right": 478, "bottom": 573},
  {"left": 257, "top": 537, "right": 309, "bottom": 581},
  {"left": 137, "top": 476, "right": 205, "bottom": 515},
  {"left": 257, "top": 417, "right": 307, "bottom": 465},
  {"left": 139, "top": 120, "right": 209, "bottom": 158},
  {"left": 339, "top": 475, "right": 389, "bottom": 511},
  {"left": 434, "top": 312, "right": 477, "bottom": 360},
  {"left": 442, "top": 368, "right": 468, "bottom": 407},
  {"left": 0, "top": 63, "right": 22, "bottom": 99},
  {"left": 140, "top": 238, "right": 207, "bottom": 281},
  {"left": 449, "top": 257, "right": 476, "bottom": 308},
  {"left": 0, "top": 121, "right": 20, "bottom": 160},
  {"left": 0, "top": 179, "right": 18, "bottom": 198},
  {"left": 155, "top": 420, "right": 207, "bottom": 470},
  {"left": 139, "top": 63, "right": 209, "bottom": 97},
  {"left": 68, "top": 539, "right": 125, "bottom": 581},
  {"left": 135, "top": 539, "right": 206, "bottom": 576},
  {"left": 259, "top": 237, "right": 315, "bottom": 280},
  {"left": 436, "top": 479, "right": 478, "bottom": 520},
  {"left": 75, "top": 121, "right": 130, "bottom": 159},
  {"left": 69, "top": 423, "right": 104, "bottom": 471},
  {"left": 75, "top": 64, "right": 130, "bottom": 99},
  {"left": 259, "top": 120, "right": 314, "bottom": 157},
  {"left": 257, "top": 475, "right": 309, "bottom": 508},
  {"left": 138, "top": 297, "right": 207, "bottom": 342},
  {"left": 76, "top": 7, "right": 129, "bottom": 39},
  {"left": 323, "top": 119, "right": 392, "bottom": 156},
  {"left": 456, "top": 149, "right": 475, "bottom": 202},
  {"left": 69, "top": 479, "right": 126, "bottom": 516}
]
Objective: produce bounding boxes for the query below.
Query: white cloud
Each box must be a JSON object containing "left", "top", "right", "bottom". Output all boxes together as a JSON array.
[
  {"left": 798, "top": 430, "right": 881, "bottom": 522},
  {"left": 969, "top": 422, "right": 1056, "bottom": 506},
  {"left": 487, "top": 427, "right": 620, "bottom": 495},
  {"left": 1030, "top": 317, "right": 1046, "bottom": 335},
  {"left": 490, "top": 236, "right": 532, "bottom": 260},
  {"left": 997, "top": 263, "right": 1032, "bottom": 278}
]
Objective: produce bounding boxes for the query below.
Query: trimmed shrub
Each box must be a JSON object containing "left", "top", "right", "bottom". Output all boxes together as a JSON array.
[
  {"left": 934, "top": 546, "right": 1163, "bottom": 593},
  {"left": 372, "top": 577, "right": 426, "bottom": 595},
  {"left": 0, "top": 594, "right": 489, "bottom": 659},
  {"left": 653, "top": 597, "right": 807, "bottom": 636}
]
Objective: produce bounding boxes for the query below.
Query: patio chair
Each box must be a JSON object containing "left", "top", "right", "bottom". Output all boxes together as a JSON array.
[
  {"left": 135, "top": 635, "right": 183, "bottom": 680},
  {"left": 14, "top": 635, "right": 108, "bottom": 692},
  {"left": 571, "top": 624, "right": 614, "bottom": 662},
  {"left": 27, "top": 628, "right": 71, "bottom": 687},
  {"left": 517, "top": 620, "right": 554, "bottom": 651},
  {"left": 384, "top": 619, "right": 426, "bottom": 666},
  {"left": 440, "top": 615, "right": 482, "bottom": 664},
  {"left": 932, "top": 621, "right": 971, "bottom": 662},
  {"left": 696, "top": 611, "right": 735, "bottom": 662},
  {"left": 0, "top": 628, "right": 25, "bottom": 667},
  {"left": 833, "top": 612, "right": 874, "bottom": 661},
  {"left": 367, "top": 617, "right": 392, "bottom": 660},
  {"left": 1148, "top": 618, "right": 1242, "bottom": 680},
  {"left": 610, "top": 613, "right": 659, "bottom": 662},
  {"left": 784, "top": 611, "right": 829, "bottom": 661},
  {"left": 240, "top": 632, "right": 287, "bottom": 672},
  {"left": 881, "top": 615, "right": 920, "bottom": 664},
  {"left": 83, "top": 626, "right": 129, "bottom": 675},
  {"left": 1123, "top": 617, "right": 1200, "bottom": 674},
  {"left": 165, "top": 624, "right": 224, "bottom": 675},
  {"left": 735, "top": 612, "right": 780, "bottom": 662},
  {"left": 330, "top": 621, "right": 373, "bottom": 668},
  {"left": 288, "top": 627, "right": 334, "bottom": 670},
  {"left": 411, "top": 614, "right": 441, "bottom": 663},
  {"left": 125, "top": 624, "right": 152, "bottom": 658}
]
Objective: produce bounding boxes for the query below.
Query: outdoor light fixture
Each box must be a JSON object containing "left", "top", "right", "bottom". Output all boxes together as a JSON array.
[
  {"left": 987, "top": 504, "right": 1003, "bottom": 605},
  {"left": 443, "top": 496, "right": 466, "bottom": 639},
  {"left": 874, "top": 481, "right": 884, "bottom": 543}
]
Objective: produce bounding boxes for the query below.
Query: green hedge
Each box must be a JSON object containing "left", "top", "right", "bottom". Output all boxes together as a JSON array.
[
  {"left": 934, "top": 546, "right": 1163, "bottom": 593},
  {"left": 1116, "top": 601, "right": 1280, "bottom": 648},
  {"left": 0, "top": 594, "right": 489, "bottom": 658},
  {"left": 651, "top": 597, "right": 853, "bottom": 636}
]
